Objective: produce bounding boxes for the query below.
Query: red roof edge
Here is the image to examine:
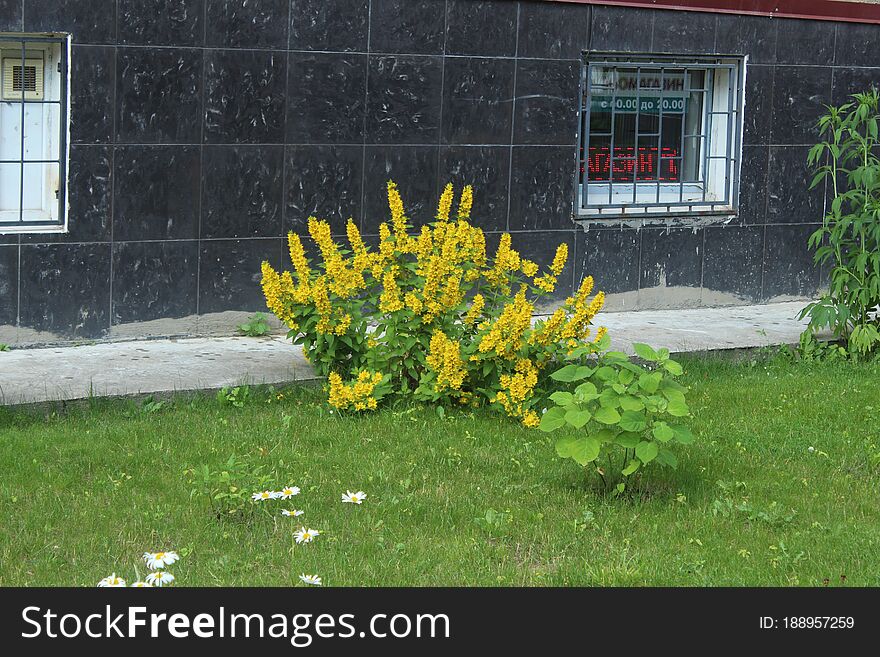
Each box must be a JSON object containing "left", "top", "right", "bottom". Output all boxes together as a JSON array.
[{"left": 547, "top": 0, "right": 880, "bottom": 25}]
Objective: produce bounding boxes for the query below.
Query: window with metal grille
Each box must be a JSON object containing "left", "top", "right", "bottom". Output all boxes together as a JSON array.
[
  {"left": 576, "top": 53, "right": 745, "bottom": 218},
  {"left": 0, "top": 34, "right": 70, "bottom": 234}
]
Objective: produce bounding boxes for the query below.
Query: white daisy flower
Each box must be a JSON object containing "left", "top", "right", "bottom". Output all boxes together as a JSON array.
[
  {"left": 294, "top": 527, "right": 320, "bottom": 544},
  {"left": 145, "top": 571, "right": 175, "bottom": 587},
  {"left": 281, "top": 509, "right": 304, "bottom": 517},
  {"left": 143, "top": 551, "right": 179, "bottom": 569},
  {"left": 342, "top": 490, "right": 367, "bottom": 504},
  {"left": 278, "top": 486, "right": 300, "bottom": 499},
  {"left": 299, "top": 574, "right": 322, "bottom": 586},
  {"left": 252, "top": 490, "right": 276, "bottom": 501},
  {"left": 97, "top": 573, "right": 126, "bottom": 587},
  {"left": 130, "top": 581, "right": 153, "bottom": 587}
]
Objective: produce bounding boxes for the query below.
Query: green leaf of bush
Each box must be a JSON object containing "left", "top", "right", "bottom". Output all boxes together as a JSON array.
[
  {"left": 663, "top": 359, "right": 683, "bottom": 375},
  {"left": 635, "top": 441, "right": 659, "bottom": 464},
  {"left": 551, "top": 364, "right": 592, "bottom": 382},
  {"left": 671, "top": 424, "right": 695, "bottom": 444},
  {"left": 619, "top": 395, "right": 645, "bottom": 412},
  {"left": 574, "top": 382, "right": 599, "bottom": 400},
  {"left": 638, "top": 372, "right": 662, "bottom": 393},
  {"left": 538, "top": 407, "right": 567, "bottom": 432},
  {"left": 622, "top": 460, "right": 641, "bottom": 476},
  {"left": 594, "top": 406, "right": 621, "bottom": 425},
  {"left": 555, "top": 435, "right": 600, "bottom": 465},
  {"left": 619, "top": 410, "right": 647, "bottom": 432},
  {"left": 652, "top": 422, "right": 675, "bottom": 442},
  {"left": 666, "top": 399, "right": 690, "bottom": 417},
  {"left": 549, "top": 391, "right": 574, "bottom": 406},
  {"left": 615, "top": 432, "right": 641, "bottom": 448},
  {"left": 633, "top": 343, "right": 659, "bottom": 361},
  {"left": 564, "top": 408, "right": 592, "bottom": 429}
]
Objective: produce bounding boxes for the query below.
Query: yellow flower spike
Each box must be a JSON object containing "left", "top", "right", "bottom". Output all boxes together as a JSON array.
[
  {"left": 404, "top": 291, "right": 423, "bottom": 314},
  {"left": 520, "top": 259, "right": 539, "bottom": 277},
  {"left": 311, "top": 276, "right": 334, "bottom": 333},
  {"left": 463, "top": 293, "right": 485, "bottom": 327},
  {"left": 437, "top": 182, "right": 454, "bottom": 222},
  {"left": 328, "top": 370, "right": 384, "bottom": 411},
  {"left": 550, "top": 243, "right": 569, "bottom": 276},
  {"left": 457, "top": 185, "right": 474, "bottom": 220},
  {"left": 379, "top": 268, "right": 404, "bottom": 313},
  {"left": 575, "top": 275, "right": 595, "bottom": 304},
  {"left": 387, "top": 180, "right": 408, "bottom": 239},
  {"left": 416, "top": 225, "right": 433, "bottom": 261},
  {"left": 426, "top": 330, "right": 467, "bottom": 393},
  {"left": 347, "top": 219, "right": 366, "bottom": 256}
]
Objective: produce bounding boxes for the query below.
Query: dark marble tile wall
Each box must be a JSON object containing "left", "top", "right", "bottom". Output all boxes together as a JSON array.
[{"left": 1, "top": 0, "right": 875, "bottom": 344}]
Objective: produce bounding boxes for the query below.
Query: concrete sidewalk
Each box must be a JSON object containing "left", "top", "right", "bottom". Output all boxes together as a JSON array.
[{"left": 0, "top": 301, "right": 811, "bottom": 406}]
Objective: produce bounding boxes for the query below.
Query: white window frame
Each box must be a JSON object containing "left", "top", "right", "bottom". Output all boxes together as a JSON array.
[
  {"left": 576, "top": 52, "right": 746, "bottom": 219},
  {"left": 0, "top": 33, "right": 71, "bottom": 234}
]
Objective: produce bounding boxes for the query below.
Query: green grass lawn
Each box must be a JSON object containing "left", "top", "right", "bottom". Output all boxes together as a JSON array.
[{"left": 1, "top": 355, "right": 878, "bottom": 587}]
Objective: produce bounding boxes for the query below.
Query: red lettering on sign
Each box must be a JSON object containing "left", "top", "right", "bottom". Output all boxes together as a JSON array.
[{"left": 583, "top": 146, "right": 680, "bottom": 182}]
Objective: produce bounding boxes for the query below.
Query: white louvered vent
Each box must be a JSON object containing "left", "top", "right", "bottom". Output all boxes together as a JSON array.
[{"left": 2, "top": 56, "right": 44, "bottom": 101}]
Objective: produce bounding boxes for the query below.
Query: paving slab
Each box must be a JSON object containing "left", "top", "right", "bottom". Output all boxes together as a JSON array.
[{"left": 0, "top": 301, "right": 813, "bottom": 406}]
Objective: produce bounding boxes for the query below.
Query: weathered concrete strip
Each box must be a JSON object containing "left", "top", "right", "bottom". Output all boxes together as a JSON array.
[{"left": 0, "top": 302, "right": 813, "bottom": 406}]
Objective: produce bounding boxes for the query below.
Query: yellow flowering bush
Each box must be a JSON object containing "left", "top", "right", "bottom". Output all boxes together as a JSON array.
[{"left": 260, "top": 181, "right": 607, "bottom": 425}]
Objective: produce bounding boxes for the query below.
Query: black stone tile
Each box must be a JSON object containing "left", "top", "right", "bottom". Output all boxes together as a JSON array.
[
  {"left": 639, "top": 227, "right": 702, "bottom": 292},
  {"left": 111, "top": 241, "right": 198, "bottom": 324},
  {"left": 513, "top": 59, "right": 579, "bottom": 145},
  {"left": 118, "top": 0, "right": 204, "bottom": 47},
  {"left": 0, "top": 0, "right": 22, "bottom": 31},
  {"left": 516, "top": 230, "right": 576, "bottom": 304},
  {"left": 771, "top": 66, "right": 832, "bottom": 145},
  {"left": 441, "top": 57, "right": 514, "bottom": 145},
  {"left": 715, "top": 13, "right": 776, "bottom": 64},
  {"left": 24, "top": 146, "right": 113, "bottom": 244},
  {"left": 775, "top": 18, "right": 836, "bottom": 66},
  {"left": 834, "top": 22, "right": 880, "bottom": 68},
  {"left": 70, "top": 45, "right": 115, "bottom": 144},
  {"left": 19, "top": 243, "right": 111, "bottom": 339},
  {"left": 702, "top": 225, "right": 763, "bottom": 302},
  {"left": 763, "top": 224, "right": 820, "bottom": 299},
  {"left": 287, "top": 53, "right": 367, "bottom": 144},
  {"left": 743, "top": 64, "right": 772, "bottom": 146},
  {"left": 205, "top": 0, "right": 289, "bottom": 49},
  {"left": 590, "top": 6, "right": 653, "bottom": 53},
  {"left": 509, "top": 146, "right": 574, "bottom": 231},
  {"left": 739, "top": 145, "right": 769, "bottom": 226},
  {"left": 652, "top": 10, "right": 716, "bottom": 54},
  {"left": 116, "top": 47, "right": 203, "bottom": 144},
  {"left": 369, "top": 0, "right": 446, "bottom": 55},
  {"left": 202, "top": 145, "right": 284, "bottom": 239},
  {"left": 199, "top": 238, "right": 281, "bottom": 314},
  {"left": 204, "top": 49, "right": 287, "bottom": 144},
  {"left": 285, "top": 145, "right": 364, "bottom": 235},
  {"left": 24, "top": 0, "right": 116, "bottom": 44},
  {"left": 0, "top": 245, "right": 17, "bottom": 327},
  {"left": 289, "top": 0, "right": 369, "bottom": 52},
  {"left": 113, "top": 146, "right": 201, "bottom": 241},
  {"left": 517, "top": 0, "right": 590, "bottom": 59},
  {"left": 574, "top": 228, "right": 640, "bottom": 297},
  {"left": 767, "top": 146, "right": 824, "bottom": 225},
  {"left": 365, "top": 55, "right": 443, "bottom": 144},
  {"left": 438, "top": 145, "right": 510, "bottom": 231},
  {"left": 445, "top": 0, "right": 517, "bottom": 57},
  {"left": 362, "top": 145, "right": 439, "bottom": 232},
  {"left": 831, "top": 67, "right": 880, "bottom": 108}
]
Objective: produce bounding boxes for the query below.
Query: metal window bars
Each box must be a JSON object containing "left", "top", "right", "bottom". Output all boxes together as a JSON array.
[
  {"left": 0, "top": 34, "right": 69, "bottom": 233},
  {"left": 576, "top": 53, "right": 743, "bottom": 218}
]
